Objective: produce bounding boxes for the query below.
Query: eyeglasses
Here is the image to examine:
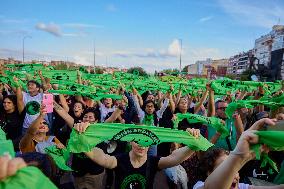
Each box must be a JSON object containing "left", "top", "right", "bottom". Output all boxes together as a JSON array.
[{"left": 217, "top": 107, "right": 227, "bottom": 111}]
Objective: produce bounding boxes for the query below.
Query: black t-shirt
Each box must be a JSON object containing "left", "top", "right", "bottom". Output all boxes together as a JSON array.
[
  {"left": 72, "top": 142, "right": 107, "bottom": 177},
  {"left": 114, "top": 153, "right": 160, "bottom": 189},
  {"left": 0, "top": 105, "right": 24, "bottom": 151}
]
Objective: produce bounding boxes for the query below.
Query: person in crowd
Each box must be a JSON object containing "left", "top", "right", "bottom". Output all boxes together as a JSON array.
[
  {"left": 0, "top": 95, "right": 24, "bottom": 151},
  {"left": 207, "top": 84, "right": 244, "bottom": 151},
  {"left": 53, "top": 102, "right": 110, "bottom": 189},
  {"left": 73, "top": 121, "right": 201, "bottom": 189},
  {"left": 19, "top": 105, "right": 64, "bottom": 153},
  {"left": 193, "top": 118, "right": 284, "bottom": 189},
  {"left": 13, "top": 76, "right": 46, "bottom": 134}
]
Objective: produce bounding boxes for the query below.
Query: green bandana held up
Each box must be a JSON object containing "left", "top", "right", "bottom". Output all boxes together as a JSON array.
[
  {"left": 68, "top": 123, "right": 213, "bottom": 152},
  {"left": 251, "top": 131, "right": 284, "bottom": 173},
  {"left": 46, "top": 123, "right": 213, "bottom": 170},
  {"left": 174, "top": 113, "right": 229, "bottom": 138},
  {"left": 0, "top": 167, "right": 57, "bottom": 189},
  {"left": 0, "top": 128, "right": 58, "bottom": 189}
]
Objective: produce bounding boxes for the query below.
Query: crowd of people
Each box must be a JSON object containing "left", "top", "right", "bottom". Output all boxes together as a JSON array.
[{"left": 0, "top": 65, "right": 284, "bottom": 189}]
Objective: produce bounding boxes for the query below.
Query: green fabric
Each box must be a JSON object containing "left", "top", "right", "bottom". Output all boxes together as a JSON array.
[
  {"left": 0, "top": 128, "right": 6, "bottom": 140},
  {"left": 226, "top": 100, "right": 284, "bottom": 118},
  {"left": 67, "top": 123, "right": 213, "bottom": 153},
  {"left": 0, "top": 140, "right": 15, "bottom": 157},
  {"left": 0, "top": 129, "right": 57, "bottom": 188},
  {"left": 174, "top": 113, "right": 229, "bottom": 138},
  {"left": 207, "top": 119, "right": 237, "bottom": 151},
  {"left": 251, "top": 131, "right": 284, "bottom": 173},
  {"left": 256, "top": 131, "right": 284, "bottom": 151},
  {"left": 0, "top": 166, "right": 57, "bottom": 189},
  {"left": 45, "top": 146, "right": 72, "bottom": 171},
  {"left": 46, "top": 123, "right": 213, "bottom": 170},
  {"left": 142, "top": 114, "right": 154, "bottom": 126},
  {"left": 274, "top": 161, "right": 284, "bottom": 184}
]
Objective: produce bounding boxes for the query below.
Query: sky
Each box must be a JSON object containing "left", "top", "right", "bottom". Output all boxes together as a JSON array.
[{"left": 0, "top": 0, "right": 284, "bottom": 73}]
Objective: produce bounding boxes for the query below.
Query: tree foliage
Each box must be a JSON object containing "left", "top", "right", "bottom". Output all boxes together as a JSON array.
[{"left": 127, "top": 67, "right": 148, "bottom": 76}]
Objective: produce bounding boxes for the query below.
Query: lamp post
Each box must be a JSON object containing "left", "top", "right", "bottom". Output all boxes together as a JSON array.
[
  {"left": 179, "top": 38, "right": 182, "bottom": 74},
  {"left": 22, "top": 35, "right": 32, "bottom": 63}
]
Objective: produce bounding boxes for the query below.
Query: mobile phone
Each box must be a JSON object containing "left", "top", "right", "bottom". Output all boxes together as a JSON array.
[
  {"left": 43, "top": 94, "right": 53, "bottom": 113},
  {"left": 263, "top": 120, "right": 284, "bottom": 131}
]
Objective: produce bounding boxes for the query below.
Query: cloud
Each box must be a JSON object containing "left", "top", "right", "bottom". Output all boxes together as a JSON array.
[
  {"left": 63, "top": 23, "right": 104, "bottom": 29},
  {"left": 218, "top": 0, "right": 284, "bottom": 28},
  {"left": 112, "top": 39, "right": 182, "bottom": 59},
  {"left": 106, "top": 4, "right": 117, "bottom": 12},
  {"left": 199, "top": 16, "right": 213, "bottom": 22},
  {"left": 35, "top": 22, "right": 62, "bottom": 37},
  {"left": 73, "top": 55, "right": 91, "bottom": 65},
  {"left": 168, "top": 39, "right": 182, "bottom": 56}
]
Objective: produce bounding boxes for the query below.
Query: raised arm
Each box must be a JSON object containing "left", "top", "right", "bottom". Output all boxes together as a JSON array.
[
  {"left": 59, "top": 94, "right": 69, "bottom": 112},
  {"left": 194, "top": 88, "right": 209, "bottom": 114},
  {"left": 175, "top": 85, "right": 182, "bottom": 106},
  {"left": 156, "top": 93, "right": 170, "bottom": 119},
  {"left": 158, "top": 128, "right": 200, "bottom": 169},
  {"left": 73, "top": 122, "right": 118, "bottom": 169},
  {"left": 38, "top": 70, "right": 47, "bottom": 87},
  {"left": 207, "top": 84, "right": 215, "bottom": 117},
  {"left": 14, "top": 78, "right": 25, "bottom": 114},
  {"left": 132, "top": 94, "right": 145, "bottom": 122},
  {"left": 203, "top": 119, "right": 279, "bottom": 189},
  {"left": 104, "top": 108, "right": 123, "bottom": 123},
  {"left": 85, "top": 147, "right": 117, "bottom": 169},
  {"left": 53, "top": 101, "right": 74, "bottom": 128},
  {"left": 168, "top": 92, "right": 175, "bottom": 113},
  {"left": 132, "top": 88, "right": 143, "bottom": 107},
  {"left": 232, "top": 113, "right": 244, "bottom": 141},
  {"left": 19, "top": 107, "right": 45, "bottom": 151}
]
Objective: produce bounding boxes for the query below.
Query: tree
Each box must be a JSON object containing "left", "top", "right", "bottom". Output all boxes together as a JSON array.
[
  {"left": 226, "top": 74, "right": 237, "bottom": 80},
  {"left": 182, "top": 65, "right": 189, "bottom": 73},
  {"left": 95, "top": 67, "right": 104, "bottom": 74},
  {"left": 161, "top": 68, "right": 179, "bottom": 75},
  {"left": 54, "top": 63, "right": 67, "bottom": 70},
  {"left": 239, "top": 69, "right": 256, "bottom": 81},
  {"left": 127, "top": 67, "right": 148, "bottom": 76}
]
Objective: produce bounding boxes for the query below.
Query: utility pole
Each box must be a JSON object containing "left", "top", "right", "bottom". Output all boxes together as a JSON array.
[
  {"left": 22, "top": 35, "right": 32, "bottom": 63},
  {"left": 179, "top": 39, "right": 182, "bottom": 73},
  {"left": 93, "top": 40, "right": 96, "bottom": 68}
]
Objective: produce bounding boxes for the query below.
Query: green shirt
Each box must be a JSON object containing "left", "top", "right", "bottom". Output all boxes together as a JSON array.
[{"left": 207, "top": 118, "right": 237, "bottom": 151}]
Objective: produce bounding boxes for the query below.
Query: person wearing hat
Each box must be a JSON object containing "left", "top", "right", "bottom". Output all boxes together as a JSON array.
[{"left": 14, "top": 77, "right": 47, "bottom": 134}]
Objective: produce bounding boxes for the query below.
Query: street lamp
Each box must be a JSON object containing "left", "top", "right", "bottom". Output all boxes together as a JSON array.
[
  {"left": 179, "top": 38, "right": 182, "bottom": 73},
  {"left": 22, "top": 35, "right": 32, "bottom": 63}
]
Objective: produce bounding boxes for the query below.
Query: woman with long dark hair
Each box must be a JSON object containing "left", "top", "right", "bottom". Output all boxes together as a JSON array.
[{"left": 0, "top": 95, "right": 24, "bottom": 151}]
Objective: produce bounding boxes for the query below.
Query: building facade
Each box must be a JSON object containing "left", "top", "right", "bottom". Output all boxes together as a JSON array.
[{"left": 227, "top": 50, "right": 253, "bottom": 78}]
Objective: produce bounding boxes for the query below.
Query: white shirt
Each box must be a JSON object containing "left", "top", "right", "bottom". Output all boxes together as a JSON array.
[
  {"left": 193, "top": 181, "right": 249, "bottom": 189},
  {"left": 99, "top": 103, "right": 115, "bottom": 122},
  {"left": 22, "top": 92, "right": 43, "bottom": 129}
]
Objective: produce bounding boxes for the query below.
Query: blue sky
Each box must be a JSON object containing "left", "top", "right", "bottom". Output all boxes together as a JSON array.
[{"left": 0, "top": 0, "right": 284, "bottom": 72}]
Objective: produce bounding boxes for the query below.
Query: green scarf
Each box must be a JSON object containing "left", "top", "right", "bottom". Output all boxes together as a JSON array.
[
  {"left": 0, "top": 128, "right": 57, "bottom": 188},
  {"left": 252, "top": 131, "right": 284, "bottom": 173},
  {"left": 143, "top": 114, "right": 154, "bottom": 126},
  {"left": 46, "top": 123, "right": 213, "bottom": 170},
  {"left": 174, "top": 113, "right": 229, "bottom": 138}
]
